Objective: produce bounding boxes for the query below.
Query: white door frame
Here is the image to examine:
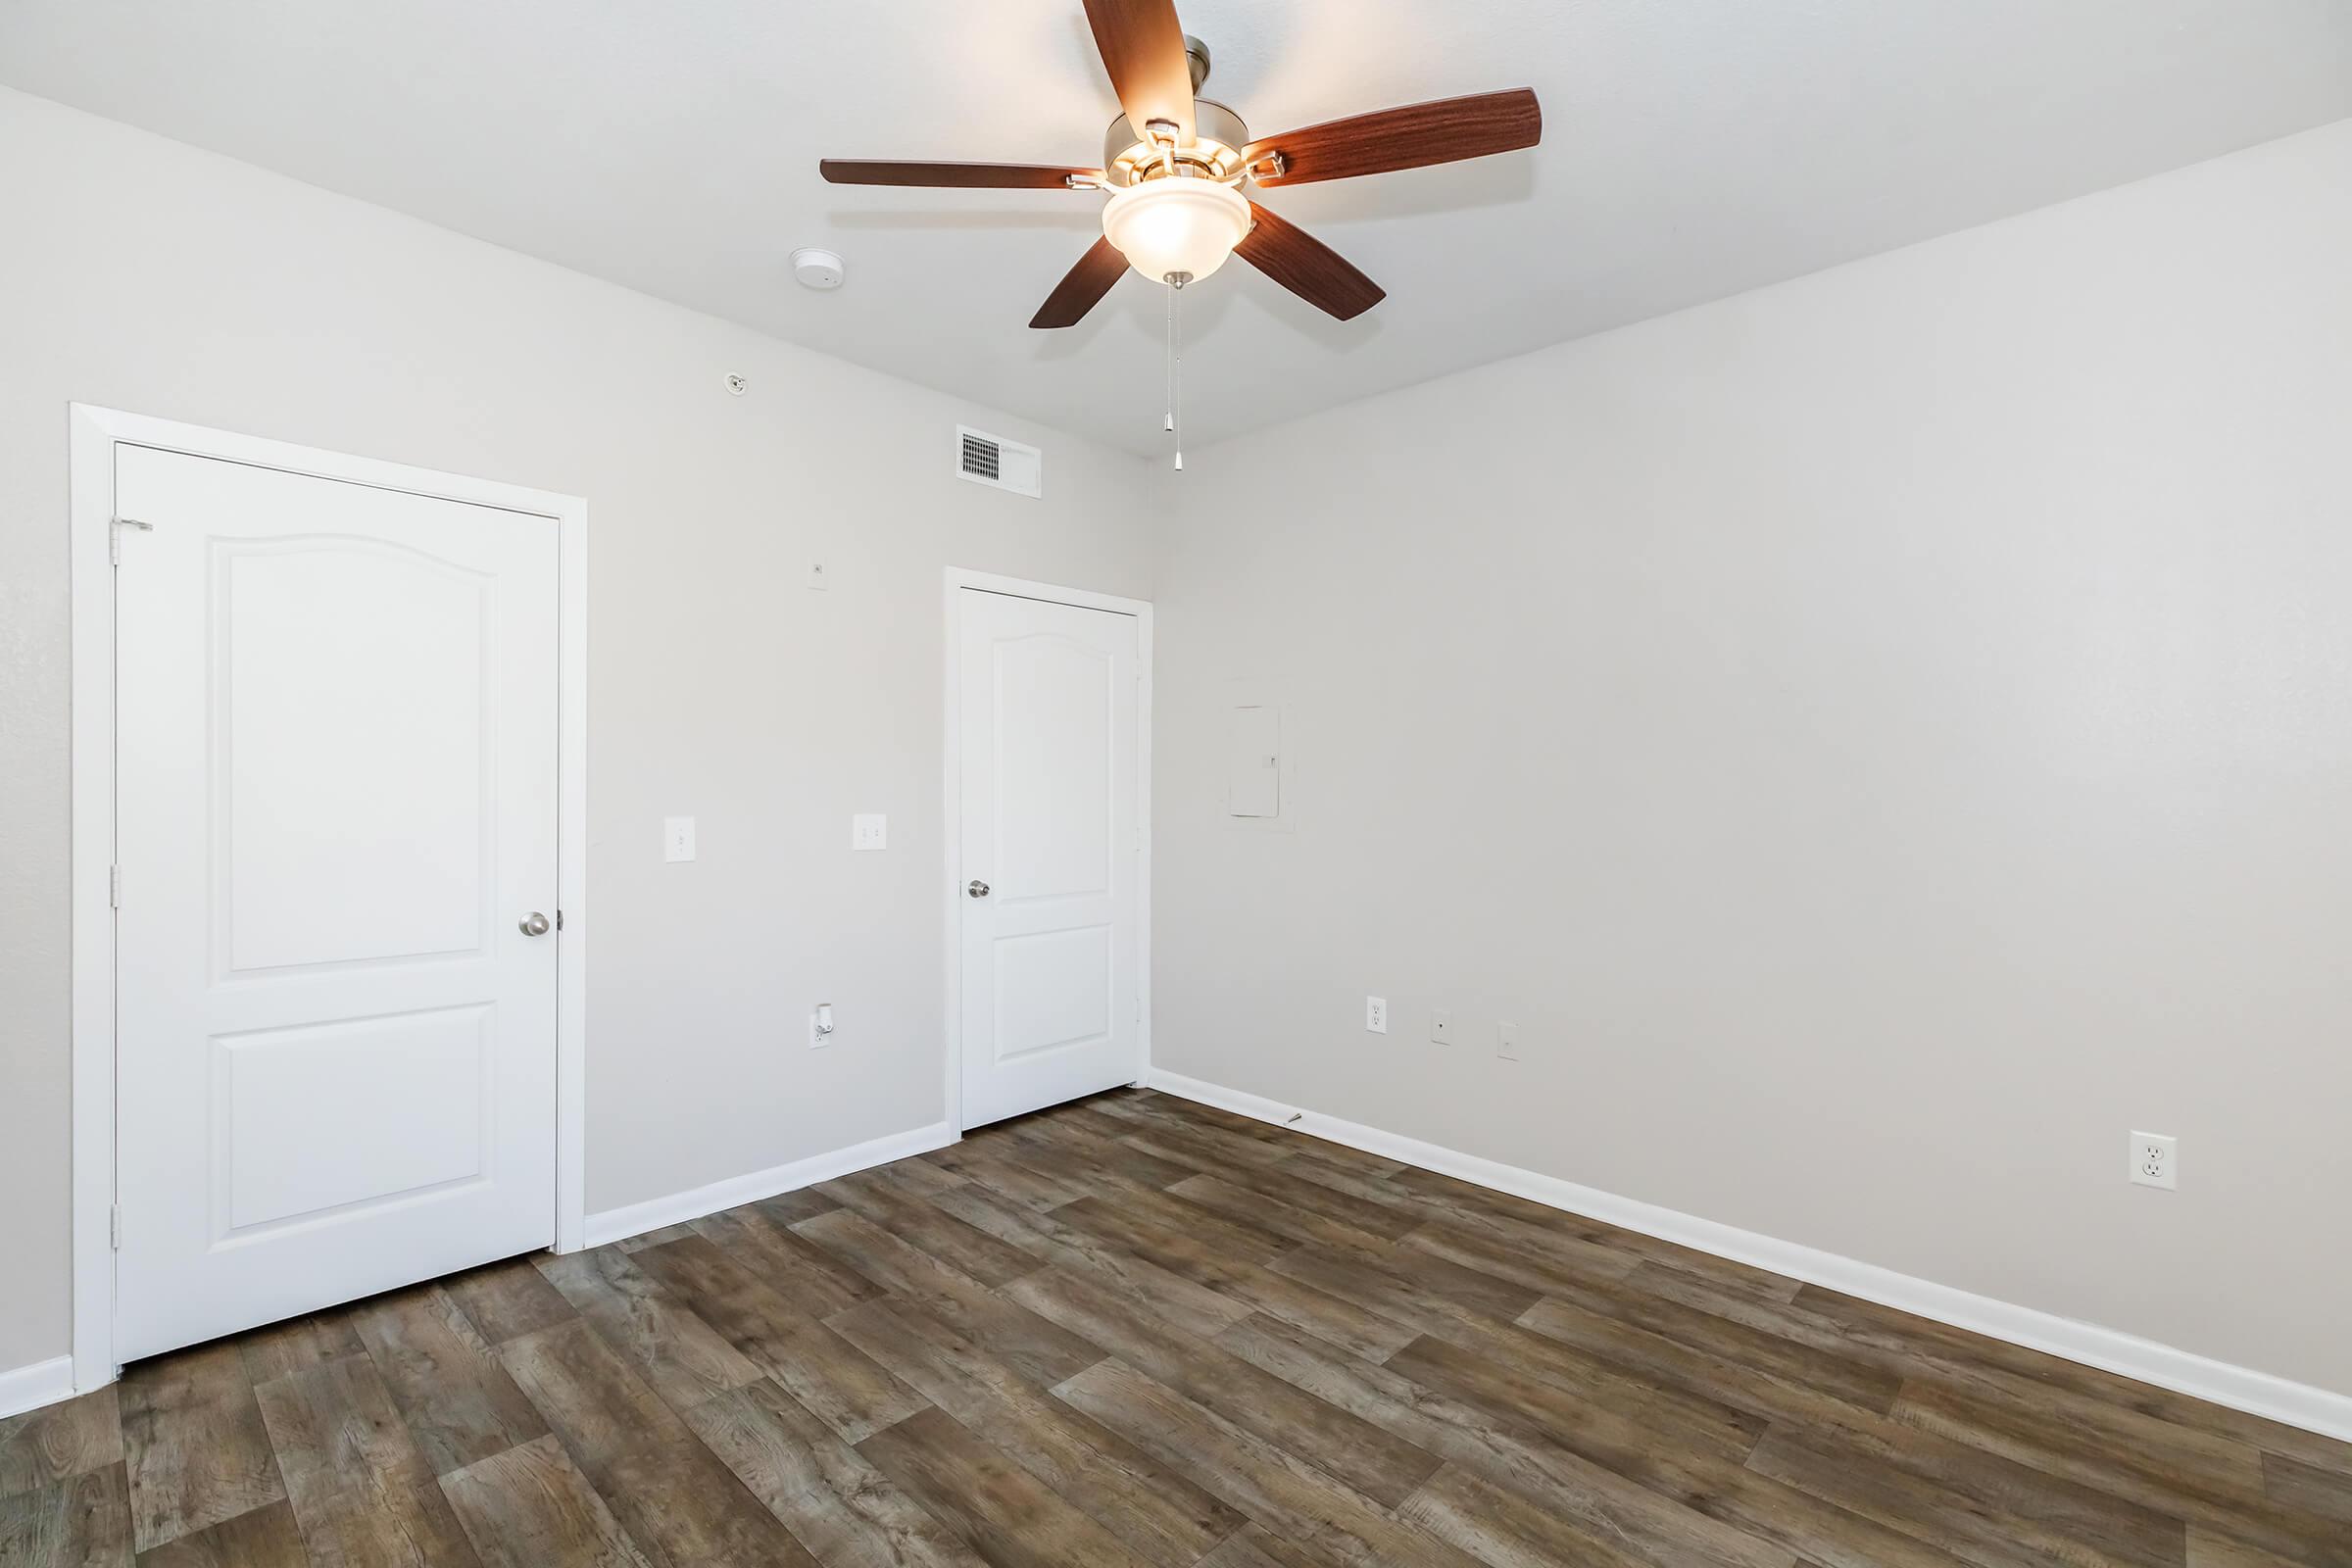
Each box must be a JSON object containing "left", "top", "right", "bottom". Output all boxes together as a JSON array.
[
  {"left": 942, "top": 568, "right": 1152, "bottom": 1133},
  {"left": 68, "top": 405, "right": 590, "bottom": 1393}
]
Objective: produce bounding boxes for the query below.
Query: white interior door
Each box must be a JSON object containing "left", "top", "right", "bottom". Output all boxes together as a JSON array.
[
  {"left": 957, "top": 588, "right": 1142, "bottom": 1128},
  {"left": 113, "top": 444, "right": 560, "bottom": 1362}
]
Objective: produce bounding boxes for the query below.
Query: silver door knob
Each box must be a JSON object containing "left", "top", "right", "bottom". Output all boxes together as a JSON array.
[
  {"left": 518, "top": 911, "right": 551, "bottom": 937},
  {"left": 967, "top": 880, "right": 991, "bottom": 899}
]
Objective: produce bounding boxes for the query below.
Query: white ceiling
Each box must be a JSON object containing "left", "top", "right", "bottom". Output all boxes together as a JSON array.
[{"left": 6, "top": 1, "right": 2349, "bottom": 453}]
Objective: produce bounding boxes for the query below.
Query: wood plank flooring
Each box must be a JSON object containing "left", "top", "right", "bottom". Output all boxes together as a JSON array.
[{"left": 5, "top": 1089, "right": 2346, "bottom": 1567}]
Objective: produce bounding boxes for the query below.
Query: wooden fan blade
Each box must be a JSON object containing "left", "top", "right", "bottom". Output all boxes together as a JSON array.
[
  {"left": 1082, "top": 0, "right": 1196, "bottom": 146},
  {"left": 820, "top": 160, "right": 1100, "bottom": 189},
  {"left": 1235, "top": 202, "right": 1384, "bottom": 321},
  {"left": 1243, "top": 88, "right": 1541, "bottom": 186},
  {"left": 1031, "top": 236, "right": 1130, "bottom": 328}
]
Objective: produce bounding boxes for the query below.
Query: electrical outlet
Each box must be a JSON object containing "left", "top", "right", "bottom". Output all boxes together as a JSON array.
[
  {"left": 2129, "top": 1131, "right": 2177, "bottom": 1190},
  {"left": 1365, "top": 996, "right": 1388, "bottom": 1034},
  {"left": 1497, "top": 1020, "right": 1521, "bottom": 1061},
  {"left": 1431, "top": 1008, "right": 1453, "bottom": 1045},
  {"left": 805, "top": 560, "right": 830, "bottom": 591},
  {"left": 663, "top": 816, "right": 696, "bottom": 862}
]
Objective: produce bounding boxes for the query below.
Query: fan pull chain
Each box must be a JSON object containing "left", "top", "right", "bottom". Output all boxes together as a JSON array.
[
  {"left": 1163, "top": 282, "right": 1176, "bottom": 434},
  {"left": 1169, "top": 272, "right": 1188, "bottom": 472}
]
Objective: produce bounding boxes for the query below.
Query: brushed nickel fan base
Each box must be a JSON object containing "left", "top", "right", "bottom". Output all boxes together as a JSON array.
[
  {"left": 1102, "top": 97, "right": 1252, "bottom": 188},
  {"left": 1099, "top": 39, "right": 1252, "bottom": 190}
]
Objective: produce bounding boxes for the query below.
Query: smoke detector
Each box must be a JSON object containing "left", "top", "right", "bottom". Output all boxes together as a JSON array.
[{"left": 792, "top": 248, "right": 845, "bottom": 290}]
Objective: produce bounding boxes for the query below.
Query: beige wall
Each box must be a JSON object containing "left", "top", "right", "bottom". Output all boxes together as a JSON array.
[
  {"left": 1151, "top": 120, "right": 2352, "bottom": 1395},
  {"left": 0, "top": 88, "right": 1154, "bottom": 1372}
]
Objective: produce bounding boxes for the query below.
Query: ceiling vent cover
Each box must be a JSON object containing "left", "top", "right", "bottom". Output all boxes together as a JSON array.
[{"left": 956, "top": 425, "right": 1042, "bottom": 498}]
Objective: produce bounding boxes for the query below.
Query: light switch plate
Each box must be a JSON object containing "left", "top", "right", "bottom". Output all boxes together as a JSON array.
[
  {"left": 852, "top": 813, "right": 887, "bottom": 852},
  {"left": 1497, "top": 1020, "right": 1520, "bottom": 1061},
  {"left": 663, "top": 816, "right": 696, "bottom": 862},
  {"left": 1431, "top": 1008, "right": 1453, "bottom": 1046}
]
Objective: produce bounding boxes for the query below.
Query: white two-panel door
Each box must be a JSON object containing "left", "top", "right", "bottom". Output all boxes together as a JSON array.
[
  {"left": 957, "top": 588, "right": 1143, "bottom": 1128},
  {"left": 113, "top": 444, "right": 561, "bottom": 1362}
]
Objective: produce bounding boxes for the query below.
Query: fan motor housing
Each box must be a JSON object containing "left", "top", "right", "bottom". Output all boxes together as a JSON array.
[{"left": 1102, "top": 99, "right": 1252, "bottom": 188}]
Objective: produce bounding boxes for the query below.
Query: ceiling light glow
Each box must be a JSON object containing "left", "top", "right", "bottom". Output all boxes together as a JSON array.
[{"left": 1102, "top": 178, "right": 1250, "bottom": 283}]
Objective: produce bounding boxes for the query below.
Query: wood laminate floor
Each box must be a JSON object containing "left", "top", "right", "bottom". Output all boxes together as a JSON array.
[{"left": 5, "top": 1089, "right": 2347, "bottom": 1567}]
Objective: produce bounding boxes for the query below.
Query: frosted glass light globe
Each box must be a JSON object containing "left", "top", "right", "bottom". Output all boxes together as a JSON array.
[{"left": 1102, "top": 178, "right": 1250, "bottom": 283}]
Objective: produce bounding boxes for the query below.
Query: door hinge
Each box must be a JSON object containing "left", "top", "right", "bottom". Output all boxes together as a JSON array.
[
  {"left": 110, "top": 865, "right": 121, "bottom": 908},
  {"left": 110, "top": 1205, "right": 122, "bottom": 1250},
  {"left": 110, "top": 515, "right": 153, "bottom": 565}
]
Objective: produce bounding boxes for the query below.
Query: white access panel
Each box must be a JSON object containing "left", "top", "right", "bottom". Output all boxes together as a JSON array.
[{"left": 1226, "top": 705, "right": 1281, "bottom": 817}]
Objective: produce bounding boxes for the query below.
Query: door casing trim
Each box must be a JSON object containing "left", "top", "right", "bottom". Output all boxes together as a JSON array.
[
  {"left": 942, "top": 569, "right": 1153, "bottom": 1134},
  {"left": 69, "top": 404, "right": 590, "bottom": 1392}
]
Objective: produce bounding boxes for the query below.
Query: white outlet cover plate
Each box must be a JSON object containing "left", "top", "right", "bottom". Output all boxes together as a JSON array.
[
  {"left": 663, "top": 815, "right": 697, "bottom": 862},
  {"left": 1365, "top": 996, "right": 1388, "bottom": 1034},
  {"left": 1431, "top": 1007, "right": 1453, "bottom": 1045},
  {"left": 852, "top": 813, "right": 887, "bottom": 851},
  {"left": 1497, "top": 1020, "right": 1520, "bottom": 1060},
  {"left": 806, "top": 560, "right": 829, "bottom": 591},
  {"left": 2129, "top": 1130, "right": 2178, "bottom": 1190}
]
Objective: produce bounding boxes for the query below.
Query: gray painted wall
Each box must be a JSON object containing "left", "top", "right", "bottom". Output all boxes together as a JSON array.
[
  {"left": 0, "top": 88, "right": 1155, "bottom": 1373},
  {"left": 1151, "top": 121, "right": 2352, "bottom": 1394}
]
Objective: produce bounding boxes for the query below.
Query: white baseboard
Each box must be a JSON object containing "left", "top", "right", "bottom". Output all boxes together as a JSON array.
[
  {"left": 1143, "top": 1067, "right": 2352, "bottom": 1444},
  {"left": 6, "top": 1126, "right": 961, "bottom": 1419},
  {"left": 581, "top": 1121, "right": 958, "bottom": 1250},
  {"left": 0, "top": 1354, "right": 76, "bottom": 1421}
]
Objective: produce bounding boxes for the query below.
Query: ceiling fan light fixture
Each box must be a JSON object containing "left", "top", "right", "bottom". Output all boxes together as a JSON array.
[
  {"left": 823, "top": 4, "right": 1542, "bottom": 329},
  {"left": 1101, "top": 178, "right": 1250, "bottom": 283}
]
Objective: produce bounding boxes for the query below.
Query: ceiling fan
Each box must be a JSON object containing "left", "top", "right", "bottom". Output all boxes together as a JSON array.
[{"left": 818, "top": 0, "right": 1542, "bottom": 329}]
